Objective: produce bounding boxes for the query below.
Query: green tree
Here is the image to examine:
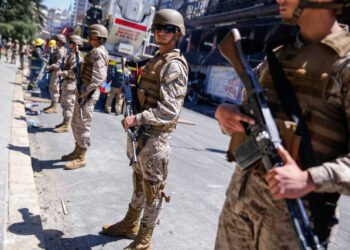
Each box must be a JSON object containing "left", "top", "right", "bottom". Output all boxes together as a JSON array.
[{"left": 0, "top": 0, "right": 47, "bottom": 40}]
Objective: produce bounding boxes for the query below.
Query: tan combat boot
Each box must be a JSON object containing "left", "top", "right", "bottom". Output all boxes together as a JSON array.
[
  {"left": 53, "top": 119, "right": 69, "bottom": 133},
  {"left": 43, "top": 101, "right": 53, "bottom": 111},
  {"left": 64, "top": 147, "right": 86, "bottom": 170},
  {"left": 44, "top": 102, "right": 57, "bottom": 113},
  {"left": 61, "top": 144, "right": 79, "bottom": 161},
  {"left": 102, "top": 205, "right": 142, "bottom": 239},
  {"left": 123, "top": 223, "right": 153, "bottom": 250}
]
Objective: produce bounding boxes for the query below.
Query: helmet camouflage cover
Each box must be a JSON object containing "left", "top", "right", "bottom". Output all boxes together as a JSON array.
[
  {"left": 152, "top": 9, "right": 185, "bottom": 36},
  {"left": 88, "top": 24, "right": 108, "bottom": 39},
  {"left": 69, "top": 35, "right": 83, "bottom": 46},
  {"left": 55, "top": 34, "right": 67, "bottom": 44}
]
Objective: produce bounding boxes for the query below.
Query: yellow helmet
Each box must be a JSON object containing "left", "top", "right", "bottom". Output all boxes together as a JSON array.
[
  {"left": 35, "top": 38, "right": 45, "bottom": 46},
  {"left": 49, "top": 39, "right": 56, "bottom": 47}
]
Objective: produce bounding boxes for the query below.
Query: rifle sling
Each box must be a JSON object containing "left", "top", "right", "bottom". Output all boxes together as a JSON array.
[{"left": 265, "top": 44, "right": 339, "bottom": 244}]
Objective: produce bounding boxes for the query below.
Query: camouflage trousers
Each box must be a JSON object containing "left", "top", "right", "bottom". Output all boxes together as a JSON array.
[
  {"left": 127, "top": 131, "right": 171, "bottom": 228},
  {"left": 11, "top": 52, "right": 17, "bottom": 64},
  {"left": 5, "top": 49, "right": 10, "bottom": 62},
  {"left": 105, "top": 87, "right": 123, "bottom": 113},
  {"left": 49, "top": 70, "right": 60, "bottom": 103},
  {"left": 215, "top": 166, "right": 300, "bottom": 250},
  {"left": 60, "top": 78, "right": 76, "bottom": 120},
  {"left": 71, "top": 89, "right": 100, "bottom": 149}
]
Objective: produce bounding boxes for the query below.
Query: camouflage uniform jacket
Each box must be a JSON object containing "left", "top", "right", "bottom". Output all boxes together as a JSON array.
[
  {"left": 135, "top": 49, "right": 188, "bottom": 133},
  {"left": 50, "top": 46, "right": 67, "bottom": 70},
  {"left": 255, "top": 29, "right": 350, "bottom": 195},
  {"left": 81, "top": 45, "right": 108, "bottom": 95}
]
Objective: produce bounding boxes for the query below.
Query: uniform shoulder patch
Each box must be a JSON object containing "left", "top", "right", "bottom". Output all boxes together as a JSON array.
[{"left": 163, "top": 60, "right": 182, "bottom": 84}]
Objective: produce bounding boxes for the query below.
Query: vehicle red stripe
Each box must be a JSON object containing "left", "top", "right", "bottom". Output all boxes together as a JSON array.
[{"left": 115, "top": 18, "right": 147, "bottom": 32}]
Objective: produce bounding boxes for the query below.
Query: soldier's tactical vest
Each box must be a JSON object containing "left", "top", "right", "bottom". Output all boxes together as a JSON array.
[
  {"left": 259, "top": 30, "right": 350, "bottom": 242},
  {"left": 137, "top": 50, "right": 188, "bottom": 132},
  {"left": 63, "top": 51, "right": 81, "bottom": 80},
  {"left": 80, "top": 46, "right": 108, "bottom": 84},
  {"left": 51, "top": 47, "right": 67, "bottom": 65}
]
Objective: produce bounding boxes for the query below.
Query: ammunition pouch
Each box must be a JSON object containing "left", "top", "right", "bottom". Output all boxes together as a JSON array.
[{"left": 275, "top": 119, "right": 301, "bottom": 161}]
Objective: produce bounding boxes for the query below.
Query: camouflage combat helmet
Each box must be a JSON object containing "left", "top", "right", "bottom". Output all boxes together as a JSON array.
[
  {"left": 152, "top": 9, "right": 185, "bottom": 36},
  {"left": 15, "top": 39, "right": 19, "bottom": 43},
  {"left": 284, "top": 0, "right": 350, "bottom": 24},
  {"left": 69, "top": 35, "right": 83, "bottom": 46},
  {"left": 22, "top": 39, "right": 27, "bottom": 44},
  {"left": 55, "top": 34, "right": 67, "bottom": 44},
  {"left": 8, "top": 37, "right": 12, "bottom": 41},
  {"left": 88, "top": 24, "right": 108, "bottom": 39}
]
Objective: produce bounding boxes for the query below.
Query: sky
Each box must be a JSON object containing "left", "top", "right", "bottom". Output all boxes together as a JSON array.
[{"left": 42, "top": 0, "right": 73, "bottom": 10}]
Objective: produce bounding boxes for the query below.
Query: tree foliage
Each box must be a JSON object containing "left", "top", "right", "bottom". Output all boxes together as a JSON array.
[{"left": 0, "top": 0, "right": 47, "bottom": 41}]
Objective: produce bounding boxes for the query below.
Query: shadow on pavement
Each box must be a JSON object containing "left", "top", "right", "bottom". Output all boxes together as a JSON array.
[
  {"left": 206, "top": 148, "right": 226, "bottom": 154},
  {"left": 7, "top": 208, "right": 45, "bottom": 249},
  {"left": 31, "top": 158, "right": 65, "bottom": 171},
  {"left": 7, "top": 144, "right": 31, "bottom": 156},
  {"left": 15, "top": 115, "right": 26, "bottom": 121},
  {"left": 8, "top": 208, "right": 121, "bottom": 250},
  {"left": 28, "top": 127, "right": 54, "bottom": 134}
]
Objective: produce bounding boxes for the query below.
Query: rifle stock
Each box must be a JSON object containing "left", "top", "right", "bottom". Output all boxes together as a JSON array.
[{"left": 218, "top": 28, "right": 323, "bottom": 250}]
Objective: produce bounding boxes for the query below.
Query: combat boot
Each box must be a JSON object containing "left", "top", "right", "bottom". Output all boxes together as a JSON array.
[
  {"left": 123, "top": 223, "right": 153, "bottom": 250},
  {"left": 53, "top": 119, "right": 69, "bottom": 133},
  {"left": 64, "top": 147, "right": 86, "bottom": 170},
  {"left": 44, "top": 102, "right": 57, "bottom": 113},
  {"left": 61, "top": 144, "right": 79, "bottom": 161},
  {"left": 102, "top": 204, "right": 142, "bottom": 239}
]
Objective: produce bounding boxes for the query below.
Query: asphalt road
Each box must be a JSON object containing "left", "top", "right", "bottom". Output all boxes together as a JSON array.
[
  {"left": 17, "top": 79, "right": 350, "bottom": 250},
  {"left": 25, "top": 90, "right": 233, "bottom": 249}
]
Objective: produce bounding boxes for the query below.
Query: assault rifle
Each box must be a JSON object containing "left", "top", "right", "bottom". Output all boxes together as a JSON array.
[
  {"left": 219, "top": 29, "right": 323, "bottom": 250},
  {"left": 75, "top": 50, "right": 85, "bottom": 118},
  {"left": 121, "top": 58, "right": 148, "bottom": 166}
]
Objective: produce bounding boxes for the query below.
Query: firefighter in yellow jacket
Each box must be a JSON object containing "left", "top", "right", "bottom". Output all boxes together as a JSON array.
[
  {"left": 215, "top": 0, "right": 350, "bottom": 249},
  {"left": 102, "top": 9, "right": 188, "bottom": 250}
]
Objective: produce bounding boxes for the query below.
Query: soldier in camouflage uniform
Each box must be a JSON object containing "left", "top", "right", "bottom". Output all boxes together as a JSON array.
[
  {"left": 54, "top": 35, "right": 84, "bottom": 133},
  {"left": 5, "top": 37, "right": 12, "bottom": 63},
  {"left": 19, "top": 40, "right": 28, "bottom": 70},
  {"left": 44, "top": 34, "right": 67, "bottom": 114},
  {"left": 11, "top": 39, "right": 19, "bottom": 64},
  {"left": 61, "top": 24, "right": 109, "bottom": 170},
  {"left": 102, "top": 9, "right": 188, "bottom": 250},
  {"left": 214, "top": 0, "right": 350, "bottom": 249}
]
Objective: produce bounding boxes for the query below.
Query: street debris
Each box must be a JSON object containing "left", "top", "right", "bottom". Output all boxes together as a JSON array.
[{"left": 61, "top": 198, "right": 68, "bottom": 215}]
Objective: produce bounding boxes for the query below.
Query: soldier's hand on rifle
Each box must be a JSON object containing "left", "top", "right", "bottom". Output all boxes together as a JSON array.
[
  {"left": 46, "top": 65, "right": 51, "bottom": 70},
  {"left": 215, "top": 103, "right": 255, "bottom": 133},
  {"left": 265, "top": 145, "right": 316, "bottom": 200},
  {"left": 57, "top": 70, "right": 62, "bottom": 77},
  {"left": 124, "top": 115, "right": 137, "bottom": 129}
]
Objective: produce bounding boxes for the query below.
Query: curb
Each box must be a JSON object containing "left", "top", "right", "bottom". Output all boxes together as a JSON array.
[{"left": 4, "top": 72, "right": 45, "bottom": 249}]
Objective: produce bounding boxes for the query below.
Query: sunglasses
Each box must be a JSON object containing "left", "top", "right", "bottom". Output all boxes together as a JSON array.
[
  {"left": 88, "top": 36, "right": 99, "bottom": 41},
  {"left": 152, "top": 24, "right": 179, "bottom": 33}
]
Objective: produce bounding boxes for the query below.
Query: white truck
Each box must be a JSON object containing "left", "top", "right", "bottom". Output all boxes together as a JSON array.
[{"left": 103, "top": 0, "right": 157, "bottom": 60}]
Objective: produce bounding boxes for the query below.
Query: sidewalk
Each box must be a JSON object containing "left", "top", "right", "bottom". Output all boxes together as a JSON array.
[{"left": 0, "top": 61, "right": 45, "bottom": 250}]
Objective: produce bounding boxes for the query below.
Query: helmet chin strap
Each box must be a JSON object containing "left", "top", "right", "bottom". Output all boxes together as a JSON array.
[
  {"left": 157, "top": 33, "right": 178, "bottom": 46},
  {"left": 282, "top": 5, "right": 304, "bottom": 25},
  {"left": 282, "top": 0, "right": 349, "bottom": 25}
]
